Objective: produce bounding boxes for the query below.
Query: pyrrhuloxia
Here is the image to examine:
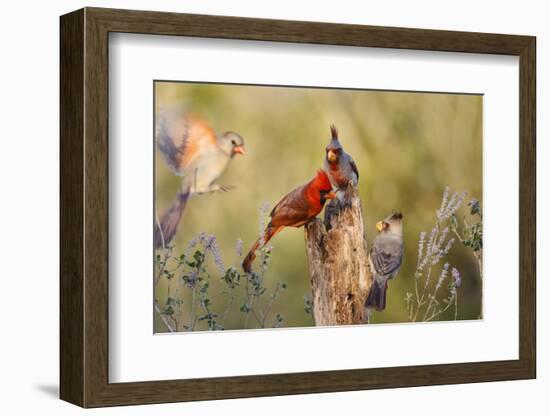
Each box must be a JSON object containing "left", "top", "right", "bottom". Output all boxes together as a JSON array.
[
  {"left": 323, "top": 125, "right": 359, "bottom": 227},
  {"left": 366, "top": 212, "right": 404, "bottom": 311},
  {"left": 154, "top": 107, "right": 246, "bottom": 248}
]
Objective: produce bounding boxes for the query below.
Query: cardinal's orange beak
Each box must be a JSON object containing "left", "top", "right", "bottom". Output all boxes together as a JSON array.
[
  {"left": 325, "top": 191, "right": 337, "bottom": 200},
  {"left": 233, "top": 145, "right": 246, "bottom": 155}
]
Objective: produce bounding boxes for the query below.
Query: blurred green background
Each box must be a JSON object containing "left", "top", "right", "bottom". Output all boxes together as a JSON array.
[{"left": 154, "top": 81, "right": 482, "bottom": 332}]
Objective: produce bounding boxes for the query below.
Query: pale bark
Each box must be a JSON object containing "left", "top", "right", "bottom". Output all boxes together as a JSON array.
[{"left": 304, "top": 186, "right": 373, "bottom": 326}]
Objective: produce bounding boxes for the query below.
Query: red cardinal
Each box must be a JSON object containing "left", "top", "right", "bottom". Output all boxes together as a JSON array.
[
  {"left": 242, "top": 170, "right": 336, "bottom": 273},
  {"left": 154, "top": 107, "right": 246, "bottom": 248}
]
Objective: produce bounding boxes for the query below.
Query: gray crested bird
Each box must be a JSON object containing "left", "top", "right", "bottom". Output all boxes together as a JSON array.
[
  {"left": 323, "top": 125, "right": 359, "bottom": 227},
  {"left": 366, "top": 212, "right": 404, "bottom": 312},
  {"left": 154, "top": 107, "right": 246, "bottom": 249}
]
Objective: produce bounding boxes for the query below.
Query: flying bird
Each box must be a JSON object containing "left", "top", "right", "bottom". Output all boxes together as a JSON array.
[
  {"left": 365, "top": 212, "right": 404, "bottom": 312},
  {"left": 323, "top": 125, "right": 359, "bottom": 227},
  {"left": 242, "top": 170, "right": 336, "bottom": 273},
  {"left": 154, "top": 107, "right": 246, "bottom": 248},
  {"left": 324, "top": 125, "right": 359, "bottom": 203}
]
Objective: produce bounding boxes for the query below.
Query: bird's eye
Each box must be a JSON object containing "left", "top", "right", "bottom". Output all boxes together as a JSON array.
[{"left": 231, "top": 140, "right": 236, "bottom": 145}]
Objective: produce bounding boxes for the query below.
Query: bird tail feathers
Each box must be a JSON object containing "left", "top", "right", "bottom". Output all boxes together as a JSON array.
[
  {"left": 365, "top": 278, "right": 388, "bottom": 312},
  {"left": 242, "top": 224, "right": 282, "bottom": 273},
  {"left": 154, "top": 191, "right": 190, "bottom": 249}
]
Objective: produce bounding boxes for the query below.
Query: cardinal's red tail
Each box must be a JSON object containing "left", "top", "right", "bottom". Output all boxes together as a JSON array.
[
  {"left": 154, "top": 192, "right": 190, "bottom": 249},
  {"left": 365, "top": 278, "right": 389, "bottom": 312},
  {"left": 242, "top": 224, "right": 282, "bottom": 273}
]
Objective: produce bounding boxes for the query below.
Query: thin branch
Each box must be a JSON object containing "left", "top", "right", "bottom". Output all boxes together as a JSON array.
[
  {"left": 220, "top": 291, "right": 235, "bottom": 329},
  {"left": 261, "top": 282, "right": 281, "bottom": 328},
  {"left": 154, "top": 301, "right": 175, "bottom": 333},
  {"left": 243, "top": 276, "right": 252, "bottom": 329},
  {"left": 189, "top": 284, "right": 197, "bottom": 331},
  {"left": 155, "top": 211, "right": 166, "bottom": 251}
]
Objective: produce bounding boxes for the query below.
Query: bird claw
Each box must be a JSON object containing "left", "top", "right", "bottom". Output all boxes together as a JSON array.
[
  {"left": 324, "top": 198, "right": 340, "bottom": 231},
  {"left": 218, "top": 184, "right": 235, "bottom": 193},
  {"left": 342, "top": 183, "right": 355, "bottom": 207}
]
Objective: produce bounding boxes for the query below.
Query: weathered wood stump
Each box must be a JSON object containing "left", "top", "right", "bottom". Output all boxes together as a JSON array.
[{"left": 304, "top": 187, "right": 373, "bottom": 325}]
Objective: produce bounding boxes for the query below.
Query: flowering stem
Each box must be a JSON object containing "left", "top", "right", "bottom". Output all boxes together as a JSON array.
[
  {"left": 454, "top": 290, "right": 458, "bottom": 320},
  {"left": 426, "top": 293, "right": 456, "bottom": 322},
  {"left": 413, "top": 263, "right": 433, "bottom": 322}
]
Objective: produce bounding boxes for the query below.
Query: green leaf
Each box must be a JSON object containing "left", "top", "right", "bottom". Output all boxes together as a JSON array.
[
  {"left": 240, "top": 304, "right": 251, "bottom": 313},
  {"left": 450, "top": 214, "right": 458, "bottom": 230},
  {"left": 161, "top": 305, "right": 174, "bottom": 315}
]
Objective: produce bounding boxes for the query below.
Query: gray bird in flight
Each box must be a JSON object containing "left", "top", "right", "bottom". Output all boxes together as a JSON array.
[{"left": 154, "top": 107, "right": 246, "bottom": 249}]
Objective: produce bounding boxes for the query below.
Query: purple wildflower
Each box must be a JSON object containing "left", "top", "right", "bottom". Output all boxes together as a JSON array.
[
  {"left": 186, "top": 270, "right": 198, "bottom": 288},
  {"left": 417, "top": 231, "right": 427, "bottom": 269},
  {"left": 236, "top": 238, "right": 243, "bottom": 258},
  {"left": 185, "top": 232, "right": 204, "bottom": 257},
  {"left": 452, "top": 267, "right": 462, "bottom": 287},
  {"left": 441, "top": 238, "right": 455, "bottom": 257},
  {"left": 437, "top": 227, "right": 449, "bottom": 248},
  {"left": 426, "top": 227, "right": 437, "bottom": 256},
  {"left": 437, "top": 187, "right": 450, "bottom": 219},
  {"left": 442, "top": 192, "right": 457, "bottom": 219},
  {"left": 435, "top": 263, "right": 450, "bottom": 290},
  {"left": 207, "top": 234, "right": 225, "bottom": 274},
  {"left": 452, "top": 191, "right": 467, "bottom": 214},
  {"left": 468, "top": 198, "right": 481, "bottom": 216}
]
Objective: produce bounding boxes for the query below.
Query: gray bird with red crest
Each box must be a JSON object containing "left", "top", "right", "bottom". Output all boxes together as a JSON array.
[
  {"left": 366, "top": 212, "right": 404, "bottom": 312},
  {"left": 323, "top": 125, "right": 359, "bottom": 227},
  {"left": 324, "top": 125, "right": 359, "bottom": 202}
]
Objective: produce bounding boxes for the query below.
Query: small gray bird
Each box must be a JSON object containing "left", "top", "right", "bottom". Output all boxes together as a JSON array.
[
  {"left": 366, "top": 212, "right": 404, "bottom": 312},
  {"left": 323, "top": 125, "right": 359, "bottom": 227},
  {"left": 154, "top": 107, "right": 246, "bottom": 248}
]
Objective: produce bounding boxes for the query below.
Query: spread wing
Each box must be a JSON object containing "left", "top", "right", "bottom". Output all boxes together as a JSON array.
[
  {"left": 156, "top": 107, "right": 219, "bottom": 175},
  {"left": 370, "top": 236, "right": 403, "bottom": 276},
  {"left": 270, "top": 186, "right": 310, "bottom": 227}
]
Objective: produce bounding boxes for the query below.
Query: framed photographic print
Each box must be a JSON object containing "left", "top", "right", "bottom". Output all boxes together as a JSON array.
[{"left": 60, "top": 7, "right": 536, "bottom": 407}]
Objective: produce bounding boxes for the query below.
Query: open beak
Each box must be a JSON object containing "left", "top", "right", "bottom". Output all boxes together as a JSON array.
[
  {"left": 327, "top": 150, "right": 337, "bottom": 163},
  {"left": 376, "top": 221, "right": 385, "bottom": 232},
  {"left": 233, "top": 145, "right": 246, "bottom": 155},
  {"left": 325, "top": 191, "right": 337, "bottom": 200}
]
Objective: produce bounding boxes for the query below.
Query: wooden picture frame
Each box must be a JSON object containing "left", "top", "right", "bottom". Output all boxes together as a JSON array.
[{"left": 60, "top": 7, "right": 536, "bottom": 408}]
